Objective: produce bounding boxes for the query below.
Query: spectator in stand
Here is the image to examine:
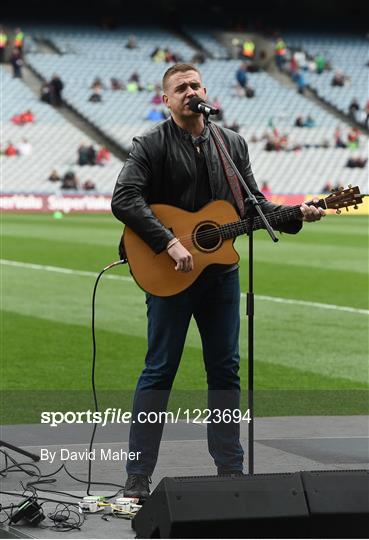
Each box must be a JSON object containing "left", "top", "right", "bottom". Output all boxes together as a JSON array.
[
  {"left": 314, "top": 53, "right": 326, "bottom": 74},
  {"left": 334, "top": 126, "right": 346, "bottom": 148},
  {"left": 125, "top": 35, "right": 138, "bottom": 49},
  {"left": 242, "top": 39, "right": 255, "bottom": 60},
  {"left": 146, "top": 107, "right": 166, "bottom": 121},
  {"left": 48, "top": 168, "right": 61, "bottom": 182},
  {"left": 164, "top": 48, "right": 174, "bottom": 62},
  {"left": 230, "top": 38, "right": 242, "bottom": 59},
  {"left": 90, "top": 77, "right": 106, "bottom": 91},
  {"left": 347, "top": 127, "right": 360, "bottom": 149},
  {"left": 10, "top": 46, "right": 23, "bottom": 78},
  {"left": 304, "top": 115, "right": 316, "bottom": 127},
  {"left": 245, "top": 84, "right": 255, "bottom": 98},
  {"left": 235, "top": 62, "right": 248, "bottom": 93},
  {"left": 0, "top": 27, "right": 8, "bottom": 63},
  {"left": 87, "top": 144, "right": 97, "bottom": 165},
  {"left": 151, "top": 46, "right": 166, "bottom": 62},
  {"left": 274, "top": 36, "right": 287, "bottom": 71},
  {"left": 126, "top": 80, "right": 139, "bottom": 93},
  {"left": 96, "top": 146, "right": 110, "bottom": 166},
  {"left": 83, "top": 179, "right": 96, "bottom": 190},
  {"left": 13, "top": 27, "right": 24, "bottom": 53},
  {"left": 345, "top": 155, "right": 367, "bottom": 168},
  {"left": 348, "top": 98, "right": 360, "bottom": 121},
  {"left": 224, "top": 119, "right": 240, "bottom": 133},
  {"left": 4, "top": 141, "right": 18, "bottom": 156},
  {"left": 111, "top": 77, "right": 124, "bottom": 90},
  {"left": 49, "top": 74, "right": 64, "bottom": 106},
  {"left": 211, "top": 96, "right": 224, "bottom": 121},
  {"left": 261, "top": 181, "right": 272, "bottom": 198},
  {"left": 295, "top": 115, "right": 304, "bottom": 127},
  {"left": 77, "top": 143, "right": 90, "bottom": 165},
  {"left": 11, "top": 109, "right": 35, "bottom": 125},
  {"left": 16, "top": 138, "right": 32, "bottom": 156},
  {"left": 61, "top": 170, "right": 79, "bottom": 190},
  {"left": 321, "top": 181, "right": 333, "bottom": 193},
  {"left": 288, "top": 54, "right": 299, "bottom": 76},
  {"left": 292, "top": 70, "right": 305, "bottom": 94},
  {"left": 331, "top": 69, "right": 348, "bottom": 87},
  {"left": 150, "top": 84, "right": 162, "bottom": 104},
  {"left": 89, "top": 86, "right": 103, "bottom": 102},
  {"left": 163, "top": 48, "right": 182, "bottom": 63},
  {"left": 128, "top": 71, "right": 144, "bottom": 91}
]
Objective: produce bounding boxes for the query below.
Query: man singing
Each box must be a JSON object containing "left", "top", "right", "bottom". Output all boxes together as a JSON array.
[{"left": 111, "top": 63, "right": 324, "bottom": 499}]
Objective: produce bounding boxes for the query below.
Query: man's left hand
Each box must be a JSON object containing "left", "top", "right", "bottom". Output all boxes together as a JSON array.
[{"left": 300, "top": 201, "right": 326, "bottom": 222}]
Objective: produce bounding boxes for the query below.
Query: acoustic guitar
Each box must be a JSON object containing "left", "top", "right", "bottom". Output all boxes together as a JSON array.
[{"left": 122, "top": 186, "right": 365, "bottom": 296}]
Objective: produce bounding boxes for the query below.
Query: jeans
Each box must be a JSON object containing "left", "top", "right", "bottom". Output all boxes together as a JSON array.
[{"left": 126, "top": 268, "right": 244, "bottom": 475}]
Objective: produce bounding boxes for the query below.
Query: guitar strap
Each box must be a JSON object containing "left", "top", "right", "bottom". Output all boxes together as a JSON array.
[{"left": 212, "top": 124, "right": 246, "bottom": 218}]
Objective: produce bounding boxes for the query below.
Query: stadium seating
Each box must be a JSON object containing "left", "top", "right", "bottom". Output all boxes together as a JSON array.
[
  {"left": 2, "top": 66, "right": 122, "bottom": 194},
  {"left": 283, "top": 34, "right": 368, "bottom": 121},
  {"left": 4, "top": 25, "right": 368, "bottom": 195}
]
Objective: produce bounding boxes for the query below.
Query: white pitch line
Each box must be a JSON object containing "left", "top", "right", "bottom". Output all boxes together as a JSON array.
[
  {"left": 1, "top": 258, "right": 368, "bottom": 316},
  {"left": 0, "top": 258, "right": 131, "bottom": 282},
  {"left": 251, "top": 294, "right": 369, "bottom": 315}
]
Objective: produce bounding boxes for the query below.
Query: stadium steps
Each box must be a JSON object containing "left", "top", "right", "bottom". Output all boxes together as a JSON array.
[
  {"left": 19, "top": 55, "right": 128, "bottom": 162},
  {"left": 264, "top": 46, "right": 369, "bottom": 136},
  {"left": 266, "top": 63, "right": 366, "bottom": 132}
]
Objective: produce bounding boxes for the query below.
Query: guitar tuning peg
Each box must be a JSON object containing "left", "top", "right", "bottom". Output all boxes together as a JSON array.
[
  {"left": 348, "top": 184, "right": 352, "bottom": 188},
  {"left": 354, "top": 204, "right": 358, "bottom": 210},
  {"left": 339, "top": 186, "right": 344, "bottom": 190},
  {"left": 345, "top": 207, "right": 349, "bottom": 212},
  {"left": 336, "top": 209, "right": 341, "bottom": 214}
]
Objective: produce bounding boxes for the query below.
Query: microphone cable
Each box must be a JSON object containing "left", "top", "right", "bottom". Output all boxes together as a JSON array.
[{"left": 87, "top": 259, "right": 127, "bottom": 496}]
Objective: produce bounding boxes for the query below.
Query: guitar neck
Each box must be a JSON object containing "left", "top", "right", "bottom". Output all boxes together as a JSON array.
[{"left": 220, "top": 200, "right": 323, "bottom": 239}]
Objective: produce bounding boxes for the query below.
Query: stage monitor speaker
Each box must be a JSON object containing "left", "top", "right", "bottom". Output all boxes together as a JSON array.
[
  {"left": 132, "top": 473, "right": 310, "bottom": 538},
  {"left": 301, "top": 469, "right": 369, "bottom": 538}
]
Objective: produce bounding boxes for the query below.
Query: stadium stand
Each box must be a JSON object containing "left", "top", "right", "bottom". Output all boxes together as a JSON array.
[
  {"left": 3, "top": 24, "right": 368, "bottom": 196},
  {"left": 283, "top": 34, "right": 368, "bottom": 126},
  {"left": 2, "top": 66, "right": 122, "bottom": 194}
]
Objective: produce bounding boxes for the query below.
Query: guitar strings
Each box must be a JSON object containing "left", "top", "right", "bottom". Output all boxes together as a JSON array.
[
  {"left": 177, "top": 209, "right": 298, "bottom": 246},
  {"left": 172, "top": 205, "right": 302, "bottom": 247}
]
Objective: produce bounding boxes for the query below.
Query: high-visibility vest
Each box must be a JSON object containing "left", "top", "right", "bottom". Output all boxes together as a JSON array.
[
  {"left": 0, "top": 32, "right": 7, "bottom": 48},
  {"left": 14, "top": 31, "right": 24, "bottom": 47},
  {"left": 275, "top": 39, "right": 286, "bottom": 56},
  {"left": 243, "top": 40, "right": 255, "bottom": 57}
]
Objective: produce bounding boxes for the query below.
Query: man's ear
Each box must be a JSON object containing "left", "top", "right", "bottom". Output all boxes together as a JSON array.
[{"left": 163, "top": 94, "right": 170, "bottom": 108}]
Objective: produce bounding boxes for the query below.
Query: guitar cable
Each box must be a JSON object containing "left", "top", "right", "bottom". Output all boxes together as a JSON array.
[
  {"left": 0, "top": 258, "right": 129, "bottom": 524},
  {"left": 87, "top": 259, "right": 128, "bottom": 496}
]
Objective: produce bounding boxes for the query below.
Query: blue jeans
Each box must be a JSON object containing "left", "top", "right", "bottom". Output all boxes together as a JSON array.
[{"left": 126, "top": 268, "right": 244, "bottom": 475}]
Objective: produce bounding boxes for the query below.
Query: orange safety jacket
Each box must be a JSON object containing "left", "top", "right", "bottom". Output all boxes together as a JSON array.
[
  {"left": 0, "top": 32, "right": 8, "bottom": 48},
  {"left": 14, "top": 31, "right": 24, "bottom": 47},
  {"left": 243, "top": 41, "right": 255, "bottom": 57},
  {"left": 275, "top": 40, "right": 286, "bottom": 55}
]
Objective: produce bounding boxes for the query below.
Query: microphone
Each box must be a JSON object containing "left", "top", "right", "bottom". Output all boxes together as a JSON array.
[{"left": 188, "top": 96, "right": 219, "bottom": 116}]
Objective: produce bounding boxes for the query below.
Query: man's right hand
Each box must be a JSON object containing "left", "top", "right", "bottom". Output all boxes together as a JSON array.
[{"left": 167, "top": 240, "right": 193, "bottom": 272}]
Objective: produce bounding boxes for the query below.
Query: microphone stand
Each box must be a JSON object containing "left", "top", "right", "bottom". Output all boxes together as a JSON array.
[{"left": 204, "top": 114, "right": 278, "bottom": 475}]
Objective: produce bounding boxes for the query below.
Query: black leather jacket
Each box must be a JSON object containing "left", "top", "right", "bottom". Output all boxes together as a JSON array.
[{"left": 111, "top": 117, "right": 302, "bottom": 253}]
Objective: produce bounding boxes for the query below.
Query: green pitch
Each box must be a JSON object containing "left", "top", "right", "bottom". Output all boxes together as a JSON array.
[{"left": 1, "top": 213, "right": 368, "bottom": 424}]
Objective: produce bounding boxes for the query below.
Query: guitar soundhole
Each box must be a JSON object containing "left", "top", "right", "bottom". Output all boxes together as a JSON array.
[{"left": 193, "top": 222, "right": 222, "bottom": 252}]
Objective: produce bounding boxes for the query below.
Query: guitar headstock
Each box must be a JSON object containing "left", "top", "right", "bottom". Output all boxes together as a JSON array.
[{"left": 313, "top": 185, "right": 366, "bottom": 214}]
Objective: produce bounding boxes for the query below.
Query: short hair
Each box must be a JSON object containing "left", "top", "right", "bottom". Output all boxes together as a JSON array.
[{"left": 162, "top": 63, "right": 202, "bottom": 91}]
